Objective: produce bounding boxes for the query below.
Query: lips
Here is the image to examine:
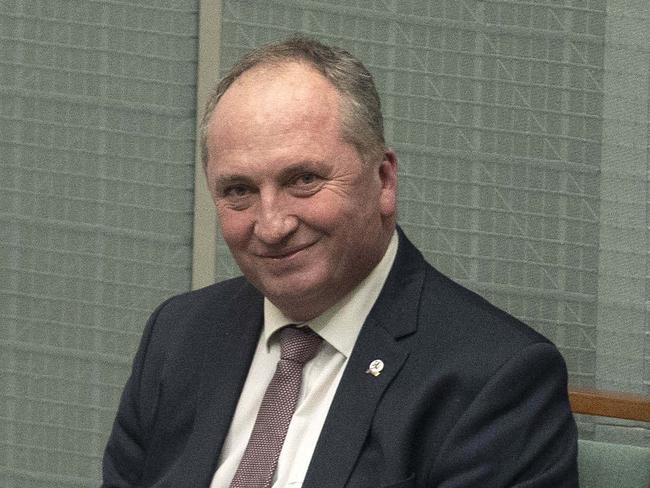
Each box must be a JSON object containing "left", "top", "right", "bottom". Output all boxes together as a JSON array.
[{"left": 257, "top": 242, "right": 316, "bottom": 260}]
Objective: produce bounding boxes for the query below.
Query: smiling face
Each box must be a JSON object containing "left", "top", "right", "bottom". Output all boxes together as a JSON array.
[{"left": 204, "top": 62, "right": 397, "bottom": 321}]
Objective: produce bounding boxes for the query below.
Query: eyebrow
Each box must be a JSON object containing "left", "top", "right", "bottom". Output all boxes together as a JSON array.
[
  {"left": 212, "top": 174, "right": 251, "bottom": 189},
  {"left": 276, "top": 161, "right": 327, "bottom": 179},
  {"left": 212, "top": 160, "right": 329, "bottom": 189}
]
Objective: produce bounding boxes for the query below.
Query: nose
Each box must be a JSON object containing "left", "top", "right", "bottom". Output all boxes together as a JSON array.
[{"left": 253, "top": 194, "right": 299, "bottom": 245}]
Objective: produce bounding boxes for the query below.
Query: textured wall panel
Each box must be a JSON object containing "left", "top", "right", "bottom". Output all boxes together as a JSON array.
[{"left": 1, "top": 1, "right": 199, "bottom": 485}]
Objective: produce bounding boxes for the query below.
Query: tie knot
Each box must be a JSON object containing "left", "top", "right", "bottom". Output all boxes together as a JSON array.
[{"left": 279, "top": 326, "right": 322, "bottom": 364}]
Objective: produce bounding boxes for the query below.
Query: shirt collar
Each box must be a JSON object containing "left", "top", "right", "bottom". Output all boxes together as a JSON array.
[{"left": 263, "top": 230, "right": 399, "bottom": 357}]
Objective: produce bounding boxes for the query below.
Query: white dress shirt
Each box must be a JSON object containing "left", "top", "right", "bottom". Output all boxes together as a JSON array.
[{"left": 211, "top": 231, "right": 398, "bottom": 488}]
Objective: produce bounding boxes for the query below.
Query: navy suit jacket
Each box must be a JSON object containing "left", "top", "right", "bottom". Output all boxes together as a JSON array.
[{"left": 102, "top": 230, "right": 579, "bottom": 487}]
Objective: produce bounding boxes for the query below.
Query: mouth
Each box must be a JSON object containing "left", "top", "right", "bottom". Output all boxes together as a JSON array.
[{"left": 258, "top": 242, "right": 316, "bottom": 260}]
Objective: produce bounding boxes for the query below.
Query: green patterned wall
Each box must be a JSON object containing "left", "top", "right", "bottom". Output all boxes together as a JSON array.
[{"left": 1, "top": 1, "right": 198, "bottom": 486}]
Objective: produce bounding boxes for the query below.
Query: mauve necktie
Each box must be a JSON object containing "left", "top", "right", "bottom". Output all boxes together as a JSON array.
[{"left": 229, "top": 326, "right": 323, "bottom": 488}]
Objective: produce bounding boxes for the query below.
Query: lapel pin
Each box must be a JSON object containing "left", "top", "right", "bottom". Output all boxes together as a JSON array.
[{"left": 366, "top": 359, "right": 384, "bottom": 377}]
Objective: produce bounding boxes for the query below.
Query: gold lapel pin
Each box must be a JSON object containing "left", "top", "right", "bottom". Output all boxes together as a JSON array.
[{"left": 366, "top": 359, "right": 384, "bottom": 377}]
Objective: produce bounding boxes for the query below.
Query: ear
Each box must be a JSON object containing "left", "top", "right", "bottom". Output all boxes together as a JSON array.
[{"left": 378, "top": 148, "right": 397, "bottom": 218}]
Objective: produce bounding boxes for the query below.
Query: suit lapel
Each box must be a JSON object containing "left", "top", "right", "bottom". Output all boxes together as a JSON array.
[
  {"left": 302, "top": 318, "right": 408, "bottom": 488},
  {"left": 160, "top": 281, "right": 263, "bottom": 487},
  {"left": 303, "top": 230, "right": 426, "bottom": 488}
]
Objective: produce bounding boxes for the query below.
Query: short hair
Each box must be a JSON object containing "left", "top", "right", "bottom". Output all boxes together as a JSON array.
[{"left": 200, "top": 35, "right": 385, "bottom": 168}]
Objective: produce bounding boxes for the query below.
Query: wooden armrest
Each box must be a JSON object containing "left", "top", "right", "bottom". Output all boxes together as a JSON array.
[{"left": 569, "top": 388, "right": 650, "bottom": 422}]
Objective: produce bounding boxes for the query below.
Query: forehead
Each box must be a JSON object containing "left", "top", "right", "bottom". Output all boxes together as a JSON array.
[
  {"left": 206, "top": 63, "right": 350, "bottom": 169},
  {"left": 209, "top": 63, "right": 342, "bottom": 144},
  {"left": 205, "top": 62, "right": 359, "bottom": 182}
]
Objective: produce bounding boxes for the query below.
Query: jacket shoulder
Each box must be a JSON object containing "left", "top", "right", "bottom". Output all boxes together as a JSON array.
[
  {"left": 141, "top": 276, "right": 260, "bottom": 356},
  {"left": 157, "top": 275, "right": 252, "bottom": 316},
  {"left": 423, "top": 264, "right": 549, "bottom": 346}
]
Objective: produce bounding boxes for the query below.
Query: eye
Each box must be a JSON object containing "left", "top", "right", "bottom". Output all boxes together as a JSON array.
[
  {"left": 217, "top": 184, "right": 256, "bottom": 210},
  {"left": 288, "top": 172, "right": 323, "bottom": 196},
  {"left": 293, "top": 173, "right": 319, "bottom": 186},
  {"left": 223, "top": 184, "right": 250, "bottom": 198}
]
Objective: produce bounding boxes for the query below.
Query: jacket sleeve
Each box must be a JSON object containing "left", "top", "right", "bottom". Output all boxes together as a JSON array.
[
  {"left": 428, "top": 342, "right": 579, "bottom": 487},
  {"left": 101, "top": 299, "right": 170, "bottom": 488}
]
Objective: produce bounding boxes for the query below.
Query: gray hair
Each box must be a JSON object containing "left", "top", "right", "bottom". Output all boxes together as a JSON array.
[{"left": 200, "top": 35, "right": 385, "bottom": 168}]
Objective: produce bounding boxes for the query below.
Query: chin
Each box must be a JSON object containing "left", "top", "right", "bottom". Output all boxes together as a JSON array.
[
  {"left": 259, "top": 277, "right": 336, "bottom": 317},
  {"left": 262, "top": 281, "right": 325, "bottom": 307}
]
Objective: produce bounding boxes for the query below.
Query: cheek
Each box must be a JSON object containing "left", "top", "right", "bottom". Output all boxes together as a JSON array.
[
  {"left": 217, "top": 209, "right": 253, "bottom": 248},
  {"left": 298, "top": 202, "right": 345, "bottom": 232}
]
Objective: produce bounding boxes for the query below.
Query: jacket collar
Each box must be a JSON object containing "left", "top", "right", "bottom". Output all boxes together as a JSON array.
[
  {"left": 303, "top": 227, "right": 427, "bottom": 488},
  {"left": 368, "top": 226, "right": 426, "bottom": 340}
]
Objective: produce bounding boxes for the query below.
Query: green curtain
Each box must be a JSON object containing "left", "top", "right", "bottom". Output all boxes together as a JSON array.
[
  {"left": 1, "top": 1, "right": 198, "bottom": 486},
  {"left": 215, "top": 0, "right": 649, "bottom": 447}
]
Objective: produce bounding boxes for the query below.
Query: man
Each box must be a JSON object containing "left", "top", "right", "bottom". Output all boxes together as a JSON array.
[{"left": 103, "top": 36, "right": 578, "bottom": 487}]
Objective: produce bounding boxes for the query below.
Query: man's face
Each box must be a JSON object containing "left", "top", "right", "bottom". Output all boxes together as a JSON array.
[{"left": 204, "top": 62, "right": 397, "bottom": 321}]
